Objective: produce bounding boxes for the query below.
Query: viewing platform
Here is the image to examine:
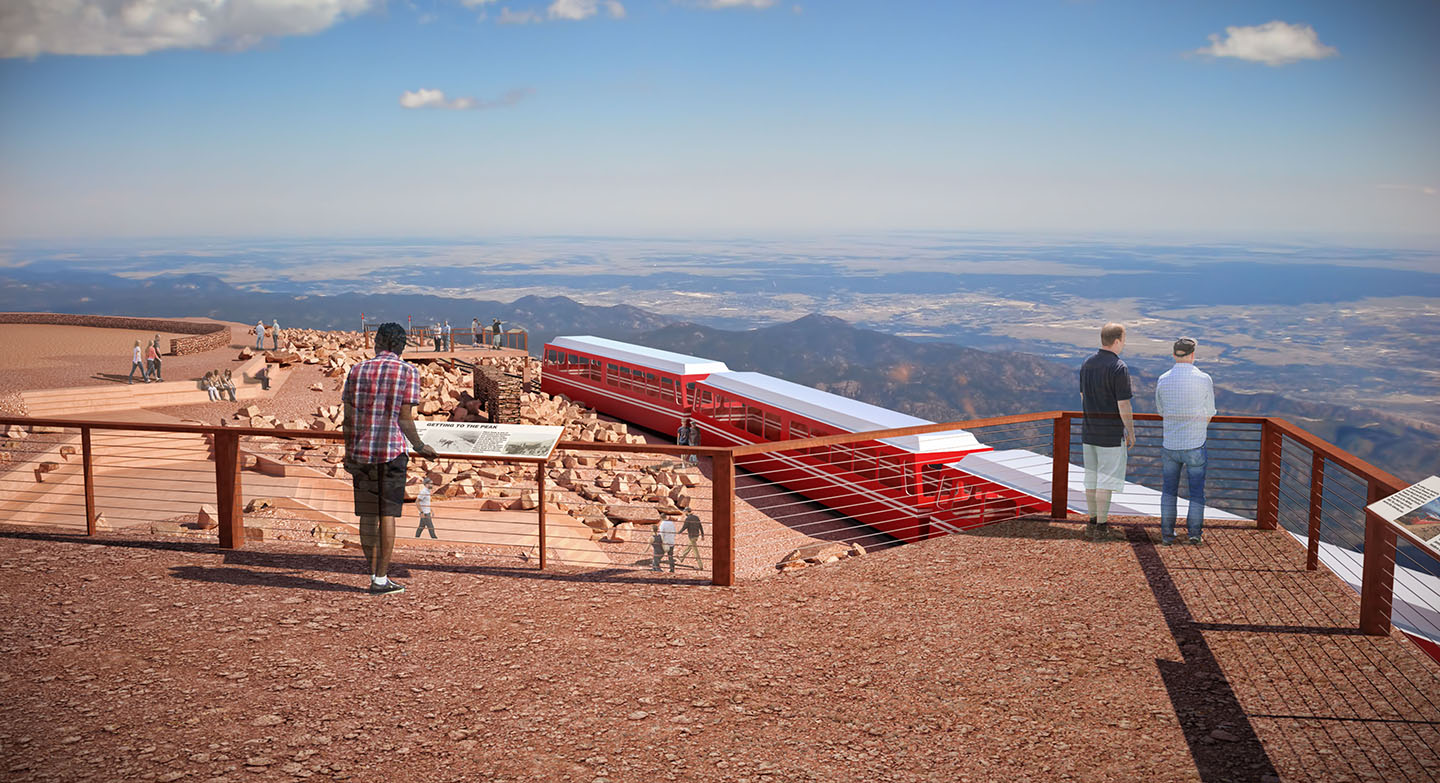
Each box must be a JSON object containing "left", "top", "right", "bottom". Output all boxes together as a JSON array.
[{"left": 0, "top": 406, "right": 1436, "bottom": 781}]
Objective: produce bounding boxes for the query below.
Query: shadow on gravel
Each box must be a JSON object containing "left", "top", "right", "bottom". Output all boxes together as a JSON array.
[
  {"left": 956, "top": 515, "right": 1088, "bottom": 541},
  {"left": 1128, "top": 527, "right": 1279, "bottom": 783},
  {"left": 169, "top": 565, "right": 359, "bottom": 593},
  {"left": 0, "top": 528, "right": 708, "bottom": 587}
]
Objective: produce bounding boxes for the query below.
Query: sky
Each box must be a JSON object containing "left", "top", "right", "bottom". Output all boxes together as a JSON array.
[{"left": 0, "top": 0, "right": 1437, "bottom": 241}]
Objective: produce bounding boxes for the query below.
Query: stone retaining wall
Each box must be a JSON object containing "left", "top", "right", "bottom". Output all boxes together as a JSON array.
[{"left": 0, "top": 312, "right": 231, "bottom": 356}]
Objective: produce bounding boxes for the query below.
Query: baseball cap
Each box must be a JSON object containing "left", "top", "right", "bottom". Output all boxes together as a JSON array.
[{"left": 1173, "top": 337, "right": 1197, "bottom": 356}]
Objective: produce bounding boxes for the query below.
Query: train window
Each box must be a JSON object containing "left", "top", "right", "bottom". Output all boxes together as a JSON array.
[
  {"left": 661, "top": 376, "right": 676, "bottom": 401},
  {"left": 921, "top": 464, "right": 945, "bottom": 497},
  {"left": 789, "top": 421, "right": 810, "bottom": 454},
  {"left": 588, "top": 359, "right": 602, "bottom": 380},
  {"left": 644, "top": 372, "right": 660, "bottom": 398},
  {"left": 568, "top": 353, "right": 580, "bottom": 367},
  {"left": 745, "top": 406, "right": 765, "bottom": 437},
  {"left": 853, "top": 446, "right": 877, "bottom": 478},
  {"left": 763, "top": 412, "right": 782, "bottom": 441},
  {"left": 546, "top": 349, "right": 558, "bottom": 364},
  {"left": 878, "top": 457, "right": 907, "bottom": 491},
  {"left": 700, "top": 389, "right": 712, "bottom": 410},
  {"left": 606, "top": 363, "right": 619, "bottom": 387}
]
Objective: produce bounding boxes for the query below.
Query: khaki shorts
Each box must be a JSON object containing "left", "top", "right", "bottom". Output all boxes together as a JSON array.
[{"left": 1083, "top": 444, "right": 1128, "bottom": 491}]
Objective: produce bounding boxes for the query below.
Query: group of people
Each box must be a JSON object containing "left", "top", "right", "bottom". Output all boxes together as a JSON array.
[
  {"left": 651, "top": 508, "right": 706, "bottom": 572},
  {"left": 202, "top": 369, "right": 239, "bottom": 402},
  {"left": 127, "top": 335, "right": 165, "bottom": 384},
  {"left": 675, "top": 418, "right": 701, "bottom": 465},
  {"left": 255, "top": 319, "right": 282, "bottom": 351},
  {"left": 431, "top": 318, "right": 506, "bottom": 351},
  {"left": 1079, "top": 322, "right": 1216, "bottom": 546}
]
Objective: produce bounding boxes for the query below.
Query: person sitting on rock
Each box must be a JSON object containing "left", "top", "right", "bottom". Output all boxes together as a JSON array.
[
  {"left": 204, "top": 370, "right": 221, "bottom": 402},
  {"left": 221, "top": 369, "right": 238, "bottom": 402}
]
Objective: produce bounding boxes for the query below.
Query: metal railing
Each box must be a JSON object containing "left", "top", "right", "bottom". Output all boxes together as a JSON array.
[
  {"left": 0, "top": 411, "right": 1433, "bottom": 638},
  {"left": 362, "top": 325, "right": 529, "bottom": 354}
]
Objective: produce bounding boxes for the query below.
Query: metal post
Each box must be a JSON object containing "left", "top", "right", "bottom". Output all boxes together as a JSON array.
[
  {"left": 1256, "top": 420, "right": 1279, "bottom": 530},
  {"left": 536, "top": 461, "right": 548, "bottom": 570},
  {"left": 82, "top": 426, "right": 96, "bottom": 535},
  {"left": 1050, "top": 414, "right": 1070, "bottom": 519},
  {"left": 214, "top": 431, "right": 244, "bottom": 549},
  {"left": 1305, "top": 451, "right": 1324, "bottom": 570},
  {"left": 712, "top": 451, "right": 735, "bottom": 587},
  {"left": 1359, "top": 481, "right": 1396, "bottom": 636}
]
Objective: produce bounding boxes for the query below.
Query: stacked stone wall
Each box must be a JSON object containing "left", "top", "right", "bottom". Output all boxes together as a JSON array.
[{"left": 0, "top": 312, "right": 230, "bottom": 355}]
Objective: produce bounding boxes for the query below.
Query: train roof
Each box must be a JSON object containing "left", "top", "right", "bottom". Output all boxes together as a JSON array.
[
  {"left": 547, "top": 336, "right": 730, "bottom": 376},
  {"left": 700, "top": 371, "right": 982, "bottom": 455}
]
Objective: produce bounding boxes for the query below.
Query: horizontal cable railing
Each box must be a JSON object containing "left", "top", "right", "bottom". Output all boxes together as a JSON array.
[{"left": 1, "top": 410, "right": 1434, "bottom": 639}]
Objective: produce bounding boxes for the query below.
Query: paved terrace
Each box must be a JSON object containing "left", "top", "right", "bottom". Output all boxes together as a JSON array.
[{"left": 1, "top": 514, "right": 1436, "bottom": 783}]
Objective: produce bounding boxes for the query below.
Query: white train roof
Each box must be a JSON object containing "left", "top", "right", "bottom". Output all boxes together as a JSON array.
[
  {"left": 701, "top": 371, "right": 982, "bottom": 455},
  {"left": 548, "top": 336, "right": 730, "bottom": 376}
]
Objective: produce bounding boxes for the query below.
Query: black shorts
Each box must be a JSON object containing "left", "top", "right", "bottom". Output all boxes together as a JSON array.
[{"left": 347, "top": 454, "right": 408, "bottom": 518}]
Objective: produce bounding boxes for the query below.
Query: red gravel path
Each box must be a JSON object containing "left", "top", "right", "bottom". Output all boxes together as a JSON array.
[{"left": 2, "top": 515, "right": 1437, "bottom": 783}]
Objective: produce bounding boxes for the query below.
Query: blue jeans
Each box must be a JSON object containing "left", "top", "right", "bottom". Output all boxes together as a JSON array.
[{"left": 1161, "top": 445, "right": 1207, "bottom": 542}]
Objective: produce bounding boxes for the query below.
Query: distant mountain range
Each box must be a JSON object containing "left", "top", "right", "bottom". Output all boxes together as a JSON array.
[{"left": 3, "top": 267, "right": 1434, "bottom": 481}]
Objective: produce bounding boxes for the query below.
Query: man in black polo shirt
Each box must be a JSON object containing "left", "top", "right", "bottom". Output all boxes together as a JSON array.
[{"left": 1079, "top": 322, "right": 1136, "bottom": 541}]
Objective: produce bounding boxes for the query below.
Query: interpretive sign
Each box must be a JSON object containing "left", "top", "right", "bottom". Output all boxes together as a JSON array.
[
  {"left": 1366, "top": 475, "right": 1440, "bottom": 555},
  {"left": 415, "top": 422, "right": 562, "bottom": 460}
]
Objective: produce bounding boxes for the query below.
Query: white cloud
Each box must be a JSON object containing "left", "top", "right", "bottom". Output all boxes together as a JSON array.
[
  {"left": 1377, "top": 184, "right": 1437, "bottom": 197},
  {"left": 1194, "top": 20, "right": 1338, "bottom": 66},
  {"left": 546, "top": 0, "right": 624, "bottom": 20},
  {"left": 399, "top": 87, "right": 534, "bottom": 110},
  {"left": 461, "top": 0, "right": 499, "bottom": 6},
  {"left": 690, "top": 0, "right": 776, "bottom": 8},
  {"left": 496, "top": 6, "right": 542, "bottom": 24},
  {"left": 0, "top": 0, "right": 374, "bottom": 58}
]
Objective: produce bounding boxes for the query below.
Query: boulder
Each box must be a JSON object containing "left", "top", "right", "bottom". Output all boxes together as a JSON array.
[
  {"left": 244, "top": 497, "right": 275, "bottom": 513},
  {"left": 197, "top": 504, "right": 219, "bottom": 530},
  {"left": 237, "top": 405, "right": 260, "bottom": 419}
]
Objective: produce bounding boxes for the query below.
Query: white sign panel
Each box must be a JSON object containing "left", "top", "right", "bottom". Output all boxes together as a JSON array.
[
  {"left": 1367, "top": 475, "right": 1440, "bottom": 554},
  {"left": 416, "top": 422, "right": 562, "bottom": 460}
]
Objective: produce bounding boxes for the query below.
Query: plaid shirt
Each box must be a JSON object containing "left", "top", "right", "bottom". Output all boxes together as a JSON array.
[
  {"left": 342, "top": 351, "right": 422, "bottom": 464},
  {"left": 1155, "top": 363, "right": 1216, "bottom": 450}
]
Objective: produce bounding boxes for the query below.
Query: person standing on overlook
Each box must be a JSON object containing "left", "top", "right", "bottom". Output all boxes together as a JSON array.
[
  {"left": 271, "top": 319, "right": 281, "bottom": 351},
  {"left": 1156, "top": 337, "right": 1216, "bottom": 546},
  {"left": 491, "top": 317, "right": 503, "bottom": 350},
  {"left": 342, "top": 322, "right": 439, "bottom": 595},
  {"left": 1078, "top": 322, "right": 1135, "bottom": 541},
  {"left": 471, "top": 317, "right": 481, "bottom": 349},
  {"left": 255, "top": 321, "right": 266, "bottom": 351}
]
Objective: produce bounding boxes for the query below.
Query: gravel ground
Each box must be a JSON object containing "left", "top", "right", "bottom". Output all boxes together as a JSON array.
[{"left": 3, "top": 515, "right": 1437, "bottom": 783}]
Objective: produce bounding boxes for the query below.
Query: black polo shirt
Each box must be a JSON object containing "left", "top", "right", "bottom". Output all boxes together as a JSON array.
[{"left": 1079, "top": 348, "right": 1132, "bottom": 447}]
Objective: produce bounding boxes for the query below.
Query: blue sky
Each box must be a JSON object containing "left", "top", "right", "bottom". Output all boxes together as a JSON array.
[{"left": 0, "top": 0, "right": 1436, "bottom": 241}]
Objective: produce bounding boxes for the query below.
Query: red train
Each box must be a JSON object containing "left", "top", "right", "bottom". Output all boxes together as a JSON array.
[{"left": 541, "top": 336, "right": 1049, "bottom": 541}]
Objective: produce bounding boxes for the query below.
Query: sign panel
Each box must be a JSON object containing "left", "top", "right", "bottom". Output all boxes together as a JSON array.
[
  {"left": 415, "top": 422, "right": 562, "bottom": 460},
  {"left": 1366, "top": 475, "right": 1440, "bottom": 554}
]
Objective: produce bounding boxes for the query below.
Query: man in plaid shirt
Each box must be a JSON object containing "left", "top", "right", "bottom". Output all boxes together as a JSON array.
[
  {"left": 1156, "top": 336, "right": 1216, "bottom": 546},
  {"left": 342, "top": 322, "right": 438, "bottom": 595}
]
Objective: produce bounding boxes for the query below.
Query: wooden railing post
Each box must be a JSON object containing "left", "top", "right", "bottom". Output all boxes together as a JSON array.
[
  {"left": 712, "top": 451, "right": 735, "bottom": 587},
  {"left": 1359, "top": 481, "right": 1396, "bottom": 636},
  {"left": 81, "top": 426, "right": 97, "bottom": 535},
  {"left": 1256, "top": 419, "right": 1279, "bottom": 530},
  {"left": 214, "top": 430, "right": 244, "bottom": 549},
  {"left": 1050, "top": 413, "right": 1071, "bottom": 519},
  {"left": 536, "top": 461, "right": 548, "bottom": 570},
  {"left": 1306, "top": 451, "right": 1325, "bottom": 570}
]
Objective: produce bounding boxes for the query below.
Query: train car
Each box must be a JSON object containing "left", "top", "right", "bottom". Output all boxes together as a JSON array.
[
  {"left": 540, "top": 336, "right": 729, "bottom": 434},
  {"left": 693, "top": 372, "right": 1047, "bottom": 541},
  {"left": 541, "top": 336, "right": 1050, "bottom": 542}
]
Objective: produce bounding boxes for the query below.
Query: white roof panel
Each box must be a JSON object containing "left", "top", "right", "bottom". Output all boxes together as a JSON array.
[
  {"left": 549, "top": 336, "right": 729, "bottom": 376},
  {"left": 702, "top": 371, "right": 982, "bottom": 454}
]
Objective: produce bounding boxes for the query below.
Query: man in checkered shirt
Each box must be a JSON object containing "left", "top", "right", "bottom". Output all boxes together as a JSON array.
[
  {"left": 1155, "top": 336, "right": 1217, "bottom": 546},
  {"left": 342, "top": 322, "right": 438, "bottom": 595}
]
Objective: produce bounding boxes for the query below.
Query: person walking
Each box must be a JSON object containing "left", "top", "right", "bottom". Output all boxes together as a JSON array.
[
  {"left": 342, "top": 322, "right": 438, "bottom": 595},
  {"left": 255, "top": 321, "right": 266, "bottom": 351},
  {"left": 271, "top": 319, "right": 281, "bottom": 351},
  {"left": 1156, "top": 337, "right": 1216, "bottom": 546},
  {"left": 145, "top": 341, "right": 163, "bottom": 382},
  {"left": 414, "top": 478, "right": 437, "bottom": 539},
  {"left": 651, "top": 516, "right": 678, "bottom": 572},
  {"left": 678, "top": 508, "right": 705, "bottom": 570},
  {"left": 686, "top": 420, "right": 701, "bottom": 466},
  {"left": 151, "top": 335, "right": 164, "bottom": 380},
  {"left": 1078, "top": 322, "right": 1135, "bottom": 541},
  {"left": 129, "top": 340, "right": 148, "bottom": 384}
]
